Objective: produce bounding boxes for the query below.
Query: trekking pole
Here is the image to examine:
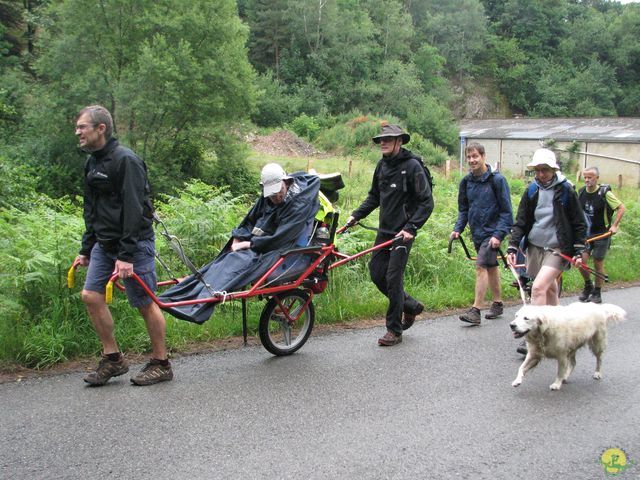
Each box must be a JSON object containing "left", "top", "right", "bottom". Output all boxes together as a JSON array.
[
  {"left": 586, "top": 231, "right": 613, "bottom": 244},
  {"left": 545, "top": 248, "right": 608, "bottom": 282},
  {"left": 447, "top": 235, "right": 473, "bottom": 260},
  {"left": 448, "top": 235, "right": 509, "bottom": 268}
]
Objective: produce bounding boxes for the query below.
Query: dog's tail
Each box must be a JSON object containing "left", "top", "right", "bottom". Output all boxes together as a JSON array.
[{"left": 600, "top": 304, "right": 627, "bottom": 324}]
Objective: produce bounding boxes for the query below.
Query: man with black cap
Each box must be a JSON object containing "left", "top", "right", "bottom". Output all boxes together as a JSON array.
[{"left": 347, "top": 124, "right": 434, "bottom": 346}]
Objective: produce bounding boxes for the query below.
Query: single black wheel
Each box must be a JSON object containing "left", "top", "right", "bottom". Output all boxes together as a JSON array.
[{"left": 258, "top": 289, "right": 315, "bottom": 356}]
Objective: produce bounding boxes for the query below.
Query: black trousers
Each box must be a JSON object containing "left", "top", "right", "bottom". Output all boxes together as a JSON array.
[{"left": 369, "top": 236, "right": 421, "bottom": 335}]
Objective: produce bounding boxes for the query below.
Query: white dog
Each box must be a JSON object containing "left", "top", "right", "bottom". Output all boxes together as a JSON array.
[{"left": 510, "top": 302, "right": 626, "bottom": 390}]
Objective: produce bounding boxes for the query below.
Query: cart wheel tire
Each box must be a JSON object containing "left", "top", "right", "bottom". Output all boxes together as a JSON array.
[{"left": 259, "top": 290, "right": 315, "bottom": 356}]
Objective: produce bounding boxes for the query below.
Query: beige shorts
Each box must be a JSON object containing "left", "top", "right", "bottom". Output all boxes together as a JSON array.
[{"left": 525, "top": 244, "right": 570, "bottom": 278}]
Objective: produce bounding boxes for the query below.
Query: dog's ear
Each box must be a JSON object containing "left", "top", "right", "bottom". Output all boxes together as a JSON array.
[{"left": 534, "top": 312, "right": 548, "bottom": 330}]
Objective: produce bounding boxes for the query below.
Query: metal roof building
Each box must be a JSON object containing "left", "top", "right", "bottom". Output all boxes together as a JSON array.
[{"left": 459, "top": 118, "right": 640, "bottom": 187}]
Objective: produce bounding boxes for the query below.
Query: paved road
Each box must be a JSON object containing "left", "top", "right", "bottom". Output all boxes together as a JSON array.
[{"left": 2, "top": 287, "right": 639, "bottom": 480}]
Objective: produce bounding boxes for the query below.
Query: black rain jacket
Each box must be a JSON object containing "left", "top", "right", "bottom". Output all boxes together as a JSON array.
[
  {"left": 80, "top": 138, "right": 154, "bottom": 262},
  {"left": 351, "top": 148, "right": 433, "bottom": 238}
]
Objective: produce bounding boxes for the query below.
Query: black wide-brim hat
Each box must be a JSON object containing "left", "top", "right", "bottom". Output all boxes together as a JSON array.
[{"left": 372, "top": 124, "right": 410, "bottom": 144}]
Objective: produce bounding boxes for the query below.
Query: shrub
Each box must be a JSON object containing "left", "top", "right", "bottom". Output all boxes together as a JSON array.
[
  {"left": 252, "top": 72, "right": 296, "bottom": 127},
  {"left": 410, "top": 133, "right": 450, "bottom": 167},
  {"left": 287, "top": 114, "right": 321, "bottom": 141}
]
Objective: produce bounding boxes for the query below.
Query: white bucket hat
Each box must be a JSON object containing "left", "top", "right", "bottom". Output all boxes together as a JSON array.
[
  {"left": 261, "top": 163, "right": 290, "bottom": 197},
  {"left": 527, "top": 148, "right": 559, "bottom": 170}
]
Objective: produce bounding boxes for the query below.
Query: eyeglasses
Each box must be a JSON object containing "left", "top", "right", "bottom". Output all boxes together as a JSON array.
[{"left": 75, "top": 123, "right": 97, "bottom": 132}]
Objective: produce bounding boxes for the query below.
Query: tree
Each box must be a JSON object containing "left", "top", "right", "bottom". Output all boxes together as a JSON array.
[
  {"left": 529, "top": 57, "right": 617, "bottom": 117},
  {"left": 407, "top": 0, "right": 490, "bottom": 79},
  {"left": 558, "top": 7, "right": 614, "bottom": 68},
  {"left": 497, "top": 0, "right": 570, "bottom": 57},
  {"left": 365, "top": 0, "right": 414, "bottom": 62},
  {"left": 245, "top": 0, "right": 289, "bottom": 75},
  {"left": 609, "top": 4, "right": 640, "bottom": 114},
  {"left": 21, "top": 0, "right": 256, "bottom": 196}
]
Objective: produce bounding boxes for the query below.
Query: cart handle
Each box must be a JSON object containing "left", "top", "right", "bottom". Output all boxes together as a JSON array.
[
  {"left": 545, "top": 248, "right": 608, "bottom": 282},
  {"left": 586, "top": 231, "right": 613, "bottom": 244},
  {"left": 67, "top": 258, "right": 82, "bottom": 289}
]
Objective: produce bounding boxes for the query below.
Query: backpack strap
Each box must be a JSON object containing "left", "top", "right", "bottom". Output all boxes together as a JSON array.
[
  {"left": 598, "top": 184, "right": 614, "bottom": 226},
  {"left": 598, "top": 184, "right": 611, "bottom": 197},
  {"left": 527, "top": 181, "right": 571, "bottom": 207}
]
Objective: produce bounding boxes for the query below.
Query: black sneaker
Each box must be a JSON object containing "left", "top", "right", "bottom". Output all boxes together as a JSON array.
[
  {"left": 84, "top": 355, "right": 129, "bottom": 386},
  {"left": 589, "top": 289, "right": 602, "bottom": 304},
  {"left": 130, "top": 359, "right": 174, "bottom": 386},
  {"left": 485, "top": 301, "right": 504, "bottom": 319},
  {"left": 402, "top": 302, "right": 425, "bottom": 330},
  {"left": 459, "top": 307, "right": 481, "bottom": 325},
  {"left": 516, "top": 340, "right": 528, "bottom": 356},
  {"left": 578, "top": 283, "right": 593, "bottom": 302}
]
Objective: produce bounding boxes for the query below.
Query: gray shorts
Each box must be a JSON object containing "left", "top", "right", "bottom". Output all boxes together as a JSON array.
[
  {"left": 525, "top": 244, "right": 570, "bottom": 279},
  {"left": 84, "top": 238, "right": 157, "bottom": 308},
  {"left": 587, "top": 237, "right": 611, "bottom": 261},
  {"left": 474, "top": 238, "right": 499, "bottom": 268}
]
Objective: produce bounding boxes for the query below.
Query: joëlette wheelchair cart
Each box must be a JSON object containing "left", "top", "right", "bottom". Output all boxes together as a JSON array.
[
  {"left": 447, "top": 232, "right": 610, "bottom": 302},
  {"left": 68, "top": 174, "right": 401, "bottom": 357}
]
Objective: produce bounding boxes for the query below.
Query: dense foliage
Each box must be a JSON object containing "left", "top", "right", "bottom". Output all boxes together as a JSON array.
[
  {"left": 1, "top": 159, "right": 638, "bottom": 369},
  {"left": 1, "top": 1, "right": 640, "bottom": 368},
  {"left": 2, "top": 0, "right": 640, "bottom": 196},
  {"left": 1, "top": 0, "right": 256, "bottom": 197}
]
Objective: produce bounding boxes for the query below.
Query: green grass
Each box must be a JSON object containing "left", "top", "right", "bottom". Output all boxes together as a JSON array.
[{"left": 1, "top": 148, "right": 639, "bottom": 370}]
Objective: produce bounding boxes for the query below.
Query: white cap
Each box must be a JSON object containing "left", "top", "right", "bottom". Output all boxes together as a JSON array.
[
  {"left": 527, "top": 148, "right": 559, "bottom": 170},
  {"left": 260, "top": 163, "right": 290, "bottom": 197}
]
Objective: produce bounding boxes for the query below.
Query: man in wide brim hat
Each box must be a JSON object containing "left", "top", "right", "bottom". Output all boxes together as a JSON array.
[
  {"left": 372, "top": 124, "right": 411, "bottom": 144},
  {"left": 348, "top": 122, "right": 433, "bottom": 347}
]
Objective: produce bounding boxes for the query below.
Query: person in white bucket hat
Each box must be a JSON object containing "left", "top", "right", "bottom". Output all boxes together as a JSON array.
[
  {"left": 526, "top": 148, "right": 560, "bottom": 171},
  {"left": 507, "top": 148, "right": 588, "bottom": 355}
]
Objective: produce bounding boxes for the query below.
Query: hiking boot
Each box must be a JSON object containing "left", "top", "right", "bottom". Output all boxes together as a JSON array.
[
  {"left": 130, "top": 359, "right": 173, "bottom": 386},
  {"left": 459, "top": 307, "right": 481, "bottom": 325},
  {"left": 516, "top": 340, "right": 528, "bottom": 356},
  {"left": 578, "top": 282, "right": 593, "bottom": 302},
  {"left": 84, "top": 355, "right": 129, "bottom": 386},
  {"left": 589, "top": 289, "right": 602, "bottom": 304},
  {"left": 485, "top": 301, "right": 504, "bottom": 319},
  {"left": 402, "top": 302, "right": 425, "bottom": 331},
  {"left": 378, "top": 331, "right": 402, "bottom": 346}
]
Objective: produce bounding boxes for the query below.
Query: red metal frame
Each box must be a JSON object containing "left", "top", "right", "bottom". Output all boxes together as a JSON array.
[{"left": 69, "top": 230, "right": 400, "bottom": 311}]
